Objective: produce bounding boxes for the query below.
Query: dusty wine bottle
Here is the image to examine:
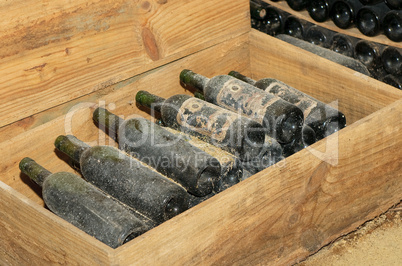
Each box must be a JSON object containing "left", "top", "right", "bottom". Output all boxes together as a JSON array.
[
  {"left": 383, "top": 10, "right": 402, "bottom": 42},
  {"left": 307, "top": 0, "right": 334, "bottom": 22},
  {"left": 191, "top": 92, "right": 284, "bottom": 176},
  {"left": 284, "top": 15, "right": 314, "bottom": 39},
  {"left": 93, "top": 107, "right": 221, "bottom": 197},
  {"left": 354, "top": 40, "right": 385, "bottom": 70},
  {"left": 381, "top": 74, "right": 402, "bottom": 89},
  {"left": 276, "top": 34, "right": 371, "bottom": 77},
  {"left": 250, "top": 1, "right": 267, "bottom": 20},
  {"left": 305, "top": 25, "right": 334, "bottom": 48},
  {"left": 356, "top": 3, "right": 390, "bottom": 36},
  {"left": 286, "top": 0, "right": 308, "bottom": 11},
  {"left": 135, "top": 91, "right": 265, "bottom": 161},
  {"left": 265, "top": 5, "right": 287, "bottom": 36},
  {"left": 179, "top": 70, "right": 304, "bottom": 145},
  {"left": 162, "top": 126, "right": 243, "bottom": 193},
  {"left": 281, "top": 124, "right": 317, "bottom": 157},
  {"left": 330, "top": 0, "right": 363, "bottom": 29},
  {"left": 330, "top": 33, "right": 359, "bottom": 57},
  {"left": 228, "top": 70, "right": 347, "bottom": 140},
  {"left": 385, "top": 0, "right": 402, "bottom": 9},
  {"left": 54, "top": 135, "right": 190, "bottom": 224},
  {"left": 381, "top": 46, "right": 402, "bottom": 76},
  {"left": 19, "top": 157, "right": 150, "bottom": 248},
  {"left": 241, "top": 134, "right": 285, "bottom": 174}
]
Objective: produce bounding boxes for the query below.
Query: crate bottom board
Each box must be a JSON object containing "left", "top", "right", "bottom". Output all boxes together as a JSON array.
[{"left": 0, "top": 31, "right": 401, "bottom": 265}]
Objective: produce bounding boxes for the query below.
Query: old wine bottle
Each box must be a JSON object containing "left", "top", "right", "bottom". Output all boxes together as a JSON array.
[
  {"left": 135, "top": 91, "right": 265, "bottom": 161},
  {"left": 276, "top": 34, "right": 371, "bottom": 76},
  {"left": 228, "top": 71, "right": 347, "bottom": 140},
  {"left": 193, "top": 91, "right": 285, "bottom": 173},
  {"left": 330, "top": 33, "right": 359, "bottom": 57},
  {"left": 359, "top": 0, "right": 385, "bottom": 4},
  {"left": 281, "top": 124, "right": 317, "bottom": 157},
  {"left": 162, "top": 126, "right": 243, "bottom": 193},
  {"left": 381, "top": 46, "right": 402, "bottom": 76},
  {"left": 307, "top": 0, "right": 334, "bottom": 22},
  {"left": 179, "top": 70, "right": 304, "bottom": 145},
  {"left": 19, "top": 158, "right": 150, "bottom": 248},
  {"left": 284, "top": 15, "right": 313, "bottom": 39},
  {"left": 381, "top": 74, "right": 402, "bottom": 89},
  {"left": 93, "top": 107, "right": 221, "bottom": 197},
  {"left": 383, "top": 10, "right": 402, "bottom": 42},
  {"left": 330, "top": 0, "right": 363, "bottom": 29},
  {"left": 356, "top": 3, "right": 390, "bottom": 36},
  {"left": 385, "top": 0, "right": 402, "bottom": 9},
  {"left": 286, "top": 0, "right": 308, "bottom": 11},
  {"left": 305, "top": 25, "right": 334, "bottom": 48},
  {"left": 354, "top": 40, "right": 385, "bottom": 70},
  {"left": 54, "top": 135, "right": 189, "bottom": 224}
]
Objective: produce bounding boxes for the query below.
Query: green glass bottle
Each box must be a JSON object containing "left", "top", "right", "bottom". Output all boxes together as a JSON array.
[
  {"left": 228, "top": 71, "right": 346, "bottom": 140},
  {"left": 135, "top": 91, "right": 265, "bottom": 162},
  {"left": 179, "top": 69, "right": 304, "bottom": 145},
  {"left": 54, "top": 135, "right": 189, "bottom": 224},
  {"left": 19, "top": 157, "right": 150, "bottom": 248},
  {"left": 93, "top": 107, "right": 221, "bottom": 197}
]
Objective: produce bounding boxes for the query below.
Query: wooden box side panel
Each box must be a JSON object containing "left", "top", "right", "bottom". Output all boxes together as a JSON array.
[
  {"left": 0, "top": 182, "right": 112, "bottom": 265},
  {"left": 0, "top": 0, "right": 249, "bottom": 128},
  {"left": 249, "top": 30, "right": 402, "bottom": 125},
  {"left": 115, "top": 98, "right": 402, "bottom": 265}
]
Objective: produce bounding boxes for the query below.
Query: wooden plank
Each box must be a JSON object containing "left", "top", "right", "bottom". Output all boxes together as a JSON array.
[
  {"left": 0, "top": 33, "right": 250, "bottom": 205},
  {"left": 249, "top": 29, "right": 402, "bottom": 125},
  {"left": 0, "top": 0, "right": 249, "bottom": 127},
  {"left": 0, "top": 182, "right": 112, "bottom": 265},
  {"left": 115, "top": 97, "right": 402, "bottom": 265}
]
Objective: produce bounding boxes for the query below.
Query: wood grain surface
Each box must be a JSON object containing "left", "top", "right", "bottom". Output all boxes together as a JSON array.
[{"left": 0, "top": 0, "right": 249, "bottom": 128}]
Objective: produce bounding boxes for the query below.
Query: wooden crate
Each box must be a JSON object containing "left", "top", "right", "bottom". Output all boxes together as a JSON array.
[{"left": 0, "top": 0, "right": 401, "bottom": 265}]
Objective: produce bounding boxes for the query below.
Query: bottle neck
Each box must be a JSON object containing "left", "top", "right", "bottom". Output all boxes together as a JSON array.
[
  {"left": 19, "top": 157, "right": 52, "bottom": 187},
  {"left": 135, "top": 90, "right": 166, "bottom": 114},
  {"left": 54, "top": 135, "right": 90, "bottom": 163},
  {"left": 228, "top": 71, "right": 256, "bottom": 85},
  {"left": 179, "top": 69, "right": 209, "bottom": 93},
  {"left": 93, "top": 107, "right": 125, "bottom": 141}
]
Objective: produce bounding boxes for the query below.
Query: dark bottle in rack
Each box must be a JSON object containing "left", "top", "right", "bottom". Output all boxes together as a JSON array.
[
  {"left": 307, "top": 0, "right": 334, "bottom": 22},
  {"left": 383, "top": 10, "right": 402, "bottom": 42},
  {"left": 305, "top": 25, "right": 334, "bottom": 48},
  {"left": 330, "top": 33, "right": 359, "bottom": 57},
  {"left": 179, "top": 70, "right": 305, "bottom": 145},
  {"left": 286, "top": 0, "right": 308, "bottom": 11},
  {"left": 228, "top": 70, "right": 346, "bottom": 141},
  {"left": 330, "top": 0, "right": 363, "bottom": 29},
  {"left": 19, "top": 157, "right": 150, "bottom": 248},
  {"left": 265, "top": 4, "right": 287, "bottom": 36},
  {"left": 276, "top": 34, "right": 371, "bottom": 76},
  {"left": 282, "top": 124, "right": 317, "bottom": 157},
  {"left": 354, "top": 40, "right": 385, "bottom": 70},
  {"left": 385, "top": 0, "right": 402, "bottom": 10},
  {"left": 135, "top": 91, "right": 266, "bottom": 161},
  {"left": 284, "top": 15, "right": 313, "bottom": 39},
  {"left": 93, "top": 108, "right": 221, "bottom": 197},
  {"left": 381, "top": 74, "right": 402, "bottom": 89},
  {"left": 55, "top": 135, "right": 190, "bottom": 224},
  {"left": 356, "top": 3, "right": 390, "bottom": 36},
  {"left": 250, "top": 1, "right": 267, "bottom": 20},
  {"left": 381, "top": 46, "right": 402, "bottom": 76}
]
